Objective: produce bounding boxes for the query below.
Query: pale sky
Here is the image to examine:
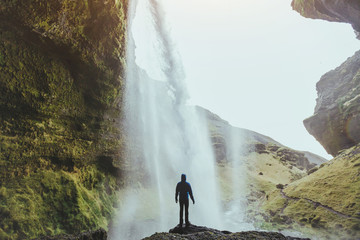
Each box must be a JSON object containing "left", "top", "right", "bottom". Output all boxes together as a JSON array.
[{"left": 160, "top": 0, "right": 360, "bottom": 159}]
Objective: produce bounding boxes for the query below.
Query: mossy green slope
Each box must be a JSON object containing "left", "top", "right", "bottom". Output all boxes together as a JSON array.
[
  {"left": 0, "top": 0, "right": 127, "bottom": 239},
  {"left": 262, "top": 144, "right": 360, "bottom": 240}
]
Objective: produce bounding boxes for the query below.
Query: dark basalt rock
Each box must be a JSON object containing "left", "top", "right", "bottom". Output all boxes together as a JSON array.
[
  {"left": 33, "top": 228, "right": 107, "bottom": 240},
  {"left": 276, "top": 148, "right": 314, "bottom": 170},
  {"left": 169, "top": 224, "right": 231, "bottom": 235},
  {"left": 142, "top": 224, "right": 311, "bottom": 240}
]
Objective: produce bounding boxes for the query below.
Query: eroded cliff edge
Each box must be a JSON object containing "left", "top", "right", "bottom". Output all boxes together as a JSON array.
[
  {"left": 0, "top": 1, "right": 127, "bottom": 239},
  {"left": 292, "top": 0, "right": 360, "bottom": 38}
]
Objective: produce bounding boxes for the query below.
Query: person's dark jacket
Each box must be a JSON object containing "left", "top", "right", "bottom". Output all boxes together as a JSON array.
[{"left": 175, "top": 174, "right": 195, "bottom": 203}]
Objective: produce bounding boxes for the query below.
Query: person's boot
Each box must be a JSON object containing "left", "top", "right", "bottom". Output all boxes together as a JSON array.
[{"left": 185, "top": 221, "right": 191, "bottom": 227}]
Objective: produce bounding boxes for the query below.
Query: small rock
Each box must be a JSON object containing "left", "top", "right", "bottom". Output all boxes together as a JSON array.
[{"left": 307, "top": 167, "right": 318, "bottom": 175}]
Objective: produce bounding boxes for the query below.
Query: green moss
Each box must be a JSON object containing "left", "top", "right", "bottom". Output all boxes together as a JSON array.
[
  {"left": 0, "top": 169, "right": 119, "bottom": 239},
  {"left": 0, "top": 0, "right": 128, "bottom": 238},
  {"left": 285, "top": 147, "right": 360, "bottom": 217},
  {"left": 283, "top": 199, "right": 315, "bottom": 221},
  {"left": 262, "top": 190, "right": 287, "bottom": 213}
]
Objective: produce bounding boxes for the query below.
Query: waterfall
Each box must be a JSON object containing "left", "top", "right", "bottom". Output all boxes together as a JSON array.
[{"left": 110, "top": 0, "right": 223, "bottom": 239}]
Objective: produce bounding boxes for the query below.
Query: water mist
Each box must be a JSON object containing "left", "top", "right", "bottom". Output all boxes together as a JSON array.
[{"left": 223, "top": 129, "right": 253, "bottom": 232}]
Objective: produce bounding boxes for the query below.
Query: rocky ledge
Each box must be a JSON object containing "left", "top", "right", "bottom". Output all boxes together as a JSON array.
[{"left": 142, "top": 224, "right": 310, "bottom": 240}]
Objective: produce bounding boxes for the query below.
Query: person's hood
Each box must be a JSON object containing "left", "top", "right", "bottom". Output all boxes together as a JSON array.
[{"left": 181, "top": 174, "right": 186, "bottom": 182}]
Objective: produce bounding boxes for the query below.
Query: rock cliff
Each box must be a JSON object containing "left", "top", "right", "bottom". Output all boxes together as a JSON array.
[
  {"left": 292, "top": 0, "right": 360, "bottom": 156},
  {"left": 303, "top": 51, "right": 360, "bottom": 156},
  {"left": 0, "top": 0, "right": 127, "bottom": 239}
]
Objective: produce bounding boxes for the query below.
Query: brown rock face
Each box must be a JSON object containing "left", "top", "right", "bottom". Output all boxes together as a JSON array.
[
  {"left": 304, "top": 51, "right": 360, "bottom": 156},
  {"left": 292, "top": 0, "right": 360, "bottom": 38}
]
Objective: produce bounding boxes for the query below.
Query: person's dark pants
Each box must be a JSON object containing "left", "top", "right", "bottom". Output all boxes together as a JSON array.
[{"left": 179, "top": 198, "right": 189, "bottom": 225}]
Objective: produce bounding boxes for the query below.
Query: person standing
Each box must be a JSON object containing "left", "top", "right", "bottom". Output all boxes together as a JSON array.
[{"left": 175, "top": 174, "right": 195, "bottom": 227}]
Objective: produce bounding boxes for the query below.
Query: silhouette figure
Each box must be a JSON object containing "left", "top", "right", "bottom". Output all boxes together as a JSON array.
[{"left": 175, "top": 174, "right": 195, "bottom": 227}]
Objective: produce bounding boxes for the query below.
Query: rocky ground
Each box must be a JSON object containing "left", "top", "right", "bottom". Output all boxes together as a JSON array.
[{"left": 142, "top": 224, "right": 311, "bottom": 240}]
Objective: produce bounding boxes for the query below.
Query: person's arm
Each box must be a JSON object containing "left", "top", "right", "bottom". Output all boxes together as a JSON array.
[
  {"left": 175, "top": 183, "right": 179, "bottom": 203},
  {"left": 188, "top": 183, "right": 195, "bottom": 204}
]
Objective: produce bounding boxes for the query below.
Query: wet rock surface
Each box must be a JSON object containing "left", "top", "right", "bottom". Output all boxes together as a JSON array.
[{"left": 142, "top": 224, "right": 311, "bottom": 240}]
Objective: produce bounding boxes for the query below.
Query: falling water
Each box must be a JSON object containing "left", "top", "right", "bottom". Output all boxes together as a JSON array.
[
  {"left": 223, "top": 129, "right": 253, "bottom": 231},
  {"left": 110, "top": 0, "right": 223, "bottom": 239}
]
